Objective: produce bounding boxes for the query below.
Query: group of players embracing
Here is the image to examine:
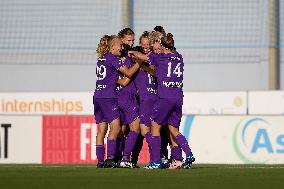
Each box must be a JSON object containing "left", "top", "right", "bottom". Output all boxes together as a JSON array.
[{"left": 93, "top": 26, "right": 195, "bottom": 169}]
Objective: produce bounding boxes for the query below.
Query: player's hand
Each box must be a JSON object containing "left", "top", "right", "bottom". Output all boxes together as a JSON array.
[
  {"left": 136, "top": 60, "right": 144, "bottom": 66},
  {"left": 128, "top": 51, "right": 136, "bottom": 58}
]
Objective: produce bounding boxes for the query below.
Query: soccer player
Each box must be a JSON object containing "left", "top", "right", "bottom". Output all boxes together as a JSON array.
[
  {"left": 149, "top": 30, "right": 185, "bottom": 169},
  {"left": 153, "top": 25, "right": 166, "bottom": 37},
  {"left": 131, "top": 30, "right": 170, "bottom": 168},
  {"left": 130, "top": 31, "right": 157, "bottom": 166},
  {"left": 94, "top": 35, "right": 140, "bottom": 168},
  {"left": 118, "top": 28, "right": 135, "bottom": 57},
  {"left": 116, "top": 28, "right": 142, "bottom": 168},
  {"left": 95, "top": 36, "right": 132, "bottom": 168},
  {"left": 129, "top": 33, "right": 195, "bottom": 169},
  {"left": 132, "top": 30, "right": 173, "bottom": 168}
]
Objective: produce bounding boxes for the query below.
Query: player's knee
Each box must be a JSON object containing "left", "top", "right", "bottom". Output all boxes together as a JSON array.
[
  {"left": 168, "top": 126, "right": 179, "bottom": 137},
  {"left": 111, "top": 125, "right": 121, "bottom": 135},
  {"left": 130, "top": 119, "right": 140, "bottom": 133},
  {"left": 140, "top": 125, "right": 150, "bottom": 136},
  {"left": 151, "top": 125, "right": 161, "bottom": 136},
  {"left": 97, "top": 126, "right": 107, "bottom": 135}
]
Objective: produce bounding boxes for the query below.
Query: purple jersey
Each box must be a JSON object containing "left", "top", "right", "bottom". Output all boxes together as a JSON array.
[
  {"left": 116, "top": 56, "right": 137, "bottom": 95},
  {"left": 94, "top": 53, "right": 124, "bottom": 98},
  {"left": 149, "top": 52, "right": 184, "bottom": 98},
  {"left": 133, "top": 63, "right": 157, "bottom": 100}
]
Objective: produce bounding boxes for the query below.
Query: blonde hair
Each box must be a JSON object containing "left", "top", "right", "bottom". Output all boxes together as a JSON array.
[
  {"left": 107, "top": 35, "right": 121, "bottom": 49},
  {"left": 149, "top": 31, "right": 164, "bottom": 47},
  {"left": 96, "top": 35, "right": 110, "bottom": 58}
]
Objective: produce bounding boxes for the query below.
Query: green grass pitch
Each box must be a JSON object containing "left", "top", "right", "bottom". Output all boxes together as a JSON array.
[{"left": 0, "top": 164, "right": 283, "bottom": 189}]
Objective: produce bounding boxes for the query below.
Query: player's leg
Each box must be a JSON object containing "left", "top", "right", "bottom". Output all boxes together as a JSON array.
[
  {"left": 146, "top": 98, "right": 173, "bottom": 169},
  {"left": 130, "top": 133, "right": 144, "bottom": 167},
  {"left": 114, "top": 107, "right": 127, "bottom": 163},
  {"left": 140, "top": 123, "right": 153, "bottom": 163},
  {"left": 94, "top": 98, "right": 108, "bottom": 168},
  {"left": 170, "top": 135, "right": 183, "bottom": 162},
  {"left": 120, "top": 93, "right": 140, "bottom": 167},
  {"left": 114, "top": 124, "right": 126, "bottom": 163},
  {"left": 160, "top": 126, "right": 169, "bottom": 168},
  {"left": 168, "top": 98, "right": 195, "bottom": 169},
  {"left": 136, "top": 98, "right": 156, "bottom": 165},
  {"left": 168, "top": 133, "right": 183, "bottom": 169},
  {"left": 120, "top": 118, "right": 140, "bottom": 167},
  {"left": 96, "top": 122, "right": 108, "bottom": 168},
  {"left": 150, "top": 120, "right": 162, "bottom": 163},
  {"left": 168, "top": 125, "right": 194, "bottom": 169},
  {"left": 99, "top": 98, "right": 121, "bottom": 168},
  {"left": 105, "top": 118, "right": 121, "bottom": 167}
]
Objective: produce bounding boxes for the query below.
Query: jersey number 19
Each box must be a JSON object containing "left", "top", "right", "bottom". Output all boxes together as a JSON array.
[{"left": 96, "top": 65, "right": 106, "bottom": 80}]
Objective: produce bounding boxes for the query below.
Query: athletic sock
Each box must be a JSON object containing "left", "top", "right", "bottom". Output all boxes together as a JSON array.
[
  {"left": 176, "top": 134, "right": 192, "bottom": 157},
  {"left": 145, "top": 132, "right": 153, "bottom": 161},
  {"left": 107, "top": 139, "right": 116, "bottom": 160},
  {"left": 96, "top": 144, "right": 105, "bottom": 162},
  {"left": 171, "top": 146, "right": 183, "bottom": 161},
  {"left": 151, "top": 136, "right": 161, "bottom": 162},
  {"left": 122, "top": 131, "right": 138, "bottom": 161}
]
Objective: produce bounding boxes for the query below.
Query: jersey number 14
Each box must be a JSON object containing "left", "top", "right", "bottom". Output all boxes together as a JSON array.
[{"left": 166, "top": 62, "right": 182, "bottom": 78}]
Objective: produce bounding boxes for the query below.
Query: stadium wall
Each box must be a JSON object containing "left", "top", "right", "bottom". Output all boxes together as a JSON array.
[{"left": 1, "top": 91, "right": 284, "bottom": 164}]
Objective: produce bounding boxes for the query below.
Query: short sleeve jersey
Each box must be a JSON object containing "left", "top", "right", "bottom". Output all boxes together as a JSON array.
[
  {"left": 133, "top": 55, "right": 157, "bottom": 99},
  {"left": 116, "top": 56, "right": 137, "bottom": 95},
  {"left": 94, "top": 52, "right": 125, "bottom": 98},
  {"left": 148, "top": 52, "right": 184, "bottom": 98}
]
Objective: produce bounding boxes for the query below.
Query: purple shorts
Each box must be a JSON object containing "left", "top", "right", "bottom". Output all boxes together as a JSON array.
[
  {"left": 118, "top": 92, "right": 139, "bottom": 125},
  {"left": 151, "top": 98, "right": 183, "bottom": 128},
  {"left": 93, "top": 98, "right": 120, "bottom": 124},
  {"left": 139, "top": 97, "right": 158, "bottom": 127}
]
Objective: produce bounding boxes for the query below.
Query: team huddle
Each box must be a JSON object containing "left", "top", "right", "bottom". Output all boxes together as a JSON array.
[{"left": 93, "top": 26, "right": 195, "bottom": 169}]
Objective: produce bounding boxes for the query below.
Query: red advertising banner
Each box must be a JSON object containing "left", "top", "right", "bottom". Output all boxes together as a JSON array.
[
  {"left": 42, "top": 116, "right": 97, "bottom": 164},
  {"left": 42, "top": 116, "right": 149, "bottom": 164}
]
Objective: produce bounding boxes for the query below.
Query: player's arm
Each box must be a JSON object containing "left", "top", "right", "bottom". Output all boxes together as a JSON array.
[
  {"left": 131, "top": 52, "right": 156, "bottom": 76},
  {"left": 128, "top": 51, "right": 149, "bottom": 62},
  {"left": 118, "top": 63, "right": 140, "bottom": 78},
  {"left": 141, "top": 64, "right": 156, "bottom": 76},
  {"left": 117, "top": 77, "right": 131, "bottom": 87}
]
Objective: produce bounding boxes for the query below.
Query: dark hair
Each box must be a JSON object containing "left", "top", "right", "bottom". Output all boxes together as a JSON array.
[
  {"left": 120, "top": 44, "right": 132, "bottom": 57},
  {"left": 132, "top": 46, "right": 144, "bottom": 53},
  {"left": 139, "top": 31, "right": 150, "bottom": 44},
  {"left": 154, "top": 26, "right": 166, "bottom": 36},
  {"left": 161, "top": 33, "right": 175, "bottom": 51},
  {"left": 118, "top": 28, "right": 135, "bottom": 38}
]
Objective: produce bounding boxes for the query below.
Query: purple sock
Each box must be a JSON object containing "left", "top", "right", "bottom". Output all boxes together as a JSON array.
[
  {"left": 176, "top": 134, "right": 192, "bottom": 155},
  {"left": 145, "top": 132, "right": 153, "bottom": 161},
  {"left": 151, "top": 136, "right": 161, "bottom": 162},
  {"left": 96, "top": 145, "right": 105, "bottom": 162},
  {"left": 107, "top": 139, "right": 116, "bottom": 160},
  {"left": 114, "top": 136, "right": 124, "bottom": 162},
  {"left": 123, "top": 131, "right": 138, "bottom": 161},
  {"left": 171, "top": 146, "right": 183, "bottom": 161},
  {"left": 145, "top": 132, "right": 152, "bottom": 144}
]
